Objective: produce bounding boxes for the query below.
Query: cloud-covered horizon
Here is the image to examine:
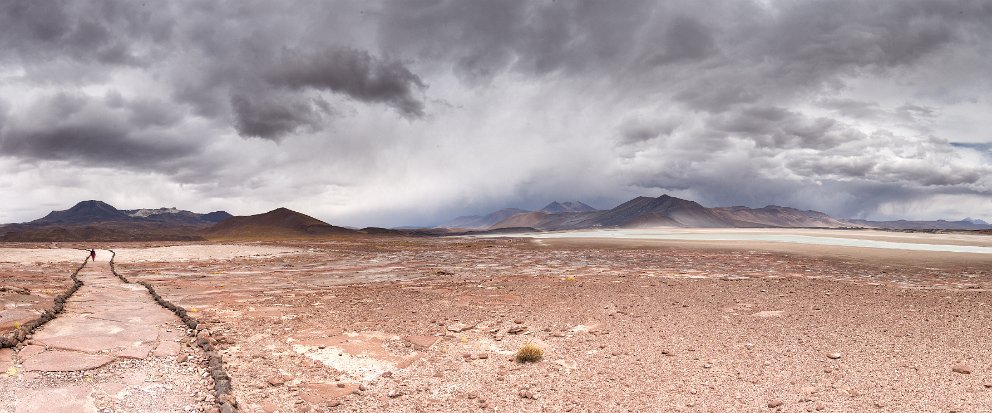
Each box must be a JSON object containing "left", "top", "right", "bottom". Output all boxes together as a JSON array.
[{"left": 1, "top": 0, "right": 991, "bottom": 226}]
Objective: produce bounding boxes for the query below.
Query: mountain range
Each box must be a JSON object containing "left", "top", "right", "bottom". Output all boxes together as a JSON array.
[
  {"left": 0, "top": 201, "right": 361, "bottom": 242},
  {"left": 1, "top": 195, "right": 989, "bottom": 242},
  {"left": 0, "top": 200, "right": 231, "bottom": 242},
  {"left": 438, "top": 195, "right": 992, "bottom": 231},
  {"left": 31, "top": 201, "right": 233, "bottom": 226}
]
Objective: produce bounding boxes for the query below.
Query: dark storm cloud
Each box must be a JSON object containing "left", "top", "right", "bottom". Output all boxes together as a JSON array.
[
  {"left": 265, "top": 48, "right": 426, "bottom": 117},
  {"left": 709, "top": 106, "right": 864, "bottom": 149},
  {"left": 617, "top": 117, "right": 680, "bottom": 145},
  {"left": 230, "top": 92, "right": 330, "bottom": 140},
  {"left": 1, "top": 0, "right": 426, "bottom": 142},
  {"left": 641, "top": 15, "right": 717, "bottom": 66},
  {"left": 0, "top": 0, "right": 171, "bottom": 68},
  {"left": 377, "top": 0, "right": 718, "bottom": 80},
  {"left": 0, "top": 92, "right": 201, "bottom": 168}
]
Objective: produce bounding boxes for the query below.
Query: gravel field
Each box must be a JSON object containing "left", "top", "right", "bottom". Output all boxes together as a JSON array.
[{"left": 95, "top": 231, "right": 992, "bottom": 412}]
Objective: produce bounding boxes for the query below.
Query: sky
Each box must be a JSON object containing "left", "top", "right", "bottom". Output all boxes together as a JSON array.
[{"left": 1, "top": 0, "right": 991, "bottom": 227}]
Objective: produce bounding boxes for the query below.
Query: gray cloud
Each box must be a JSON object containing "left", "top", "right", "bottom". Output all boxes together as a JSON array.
[
  {"left": 1, "top": 0, "right": 992, "bottom": 225},
  {"left": 266, "top": 48, "right": 426, "bottom": 117},
  {"left": 617, "top": 116, "right": 680, "bottom": 145},
  {"left": 0, "top": 92, "right": 202, "bottom": 168},
  {"left": 710, "top": 106, "right": 865, "bottom": 149},
  {"left": 817, "top": 99, "right": 885, "bottom": 119},
  {"left": 230, "top": 91, "right": 330, "bottom": 140}
]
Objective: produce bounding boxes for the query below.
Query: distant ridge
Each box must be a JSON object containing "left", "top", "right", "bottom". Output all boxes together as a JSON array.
[
  {"left": 2, "top": 200, "right": 228, "bottom": 242},
  {"left": 711, "top": 205, "right": 848, "bottom": 228},
  {"left": 540, "top": 201, "right": 597, "bottom": 213},
  {"left": 438, "top": 208, "right": 530, "bottom": 230},
  {"left": 445, "top": 194, "right": 991, "bottom": 231},
  {"left": 467, "top": 195, "right": 992, "bottom": 231},
  {"left": 203, "top": 207, "right": 356, "bottom": 239},
  {"left": 844, "top": 218, "right": 992, "bottom": 231}
]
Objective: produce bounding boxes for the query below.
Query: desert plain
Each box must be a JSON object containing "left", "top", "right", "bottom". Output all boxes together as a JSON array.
[{"left": 2, "top": 229, "right": 992, "bottom": 413}]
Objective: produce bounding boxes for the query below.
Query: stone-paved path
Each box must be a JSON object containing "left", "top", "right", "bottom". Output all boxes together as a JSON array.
[{"left": 0, "top": 254, "right": 211, "bottom": 413}]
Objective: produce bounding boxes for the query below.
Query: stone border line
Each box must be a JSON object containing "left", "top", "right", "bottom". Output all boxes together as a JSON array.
[
  {"left": 108, "top": 251, "right": 239, "bottom": 413},
  {"left": 0, "top": 255, "right": 88, "bottom": 348}
]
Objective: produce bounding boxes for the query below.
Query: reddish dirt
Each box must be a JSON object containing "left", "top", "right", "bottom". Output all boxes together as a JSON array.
[
  {"left": 1, "top": 257, "right": 211, "bottom": 413},
  {"left": 101, "top": 236, "right": 992, "bottom": 413},
  {"left": 0, "top": 254, "right": 78, "bottom": 335}
]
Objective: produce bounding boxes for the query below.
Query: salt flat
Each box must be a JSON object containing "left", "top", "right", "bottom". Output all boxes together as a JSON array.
[{"left": 509, "top": 228, "right": 992, "bottom": 254}]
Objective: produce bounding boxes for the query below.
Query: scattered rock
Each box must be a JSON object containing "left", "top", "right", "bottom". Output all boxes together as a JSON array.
[
  {"left": 402, "top": 335, "right": 439, "bottom": 350},
  {"left": 767, "top": 399, "right": 783, "bottom": 408},
  {"left": 447, "top": 323, "right": 472, "bottom": 332},
  {"left": 952, "top": 364, "right": 972, "bottom": 374},
  {"left": 828, "top": 352, "right": 842, "bottom": 360}
]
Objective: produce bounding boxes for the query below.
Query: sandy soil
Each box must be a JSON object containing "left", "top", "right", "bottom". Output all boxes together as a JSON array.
[{"left": 66, "top": 231, "right": 990, "bottom": 413}]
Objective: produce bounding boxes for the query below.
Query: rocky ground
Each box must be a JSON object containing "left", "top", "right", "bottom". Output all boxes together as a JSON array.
[
  {"left": 1, "top": 254, "right": 210, "bottom": 413},
  {"left": 98, "top": 235, "right": 992, "bottom": 413},
  {"left": 0, "top": 248, "right": 81, "bottom": 336}
]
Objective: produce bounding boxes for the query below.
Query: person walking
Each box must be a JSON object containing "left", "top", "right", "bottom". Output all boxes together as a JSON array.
[{"left": 90, "top": 249, "right": 96, "bottom": 261}]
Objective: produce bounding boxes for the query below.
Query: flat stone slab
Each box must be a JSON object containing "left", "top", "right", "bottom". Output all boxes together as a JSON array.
[
  {"left": 152, "top": 340, "right": 182, "bottom": 357},
  {"left": 22, "top": 351, "right": 114, "bottom": 372},
  {"left": 18, "top": 344, "right": 45, "bottom": 358},
  {"left": 402, "top": 335, "right": 439, "bottom": 350},
  {"left": 300, "top": 382, "right": 359, "bottom": 406},
  {"left": 0, "top": 348, "right": 13, "bottom": 370},
  {"left": 17, "top": 386, "right": 98, "bottom": 413},
  {"left": 117, "top": 342, "right": 155, "bottom": 359}
]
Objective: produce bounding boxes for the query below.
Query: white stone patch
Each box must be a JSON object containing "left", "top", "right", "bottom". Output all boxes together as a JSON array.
[
  {"left": 751, "top": 310, "right": 784, "bottom": 318},
  {"left": 292, "top": 344, "right": 397, "bottom": 381}
]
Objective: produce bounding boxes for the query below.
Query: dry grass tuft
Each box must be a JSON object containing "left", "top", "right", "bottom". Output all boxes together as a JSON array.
[{"left": 515, "top": 343, "right": 544, "bottom": 363}]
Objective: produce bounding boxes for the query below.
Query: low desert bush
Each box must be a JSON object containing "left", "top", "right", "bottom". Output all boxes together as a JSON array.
[{"left": 515, "top": 343, "right": 544, "bottom": 363}]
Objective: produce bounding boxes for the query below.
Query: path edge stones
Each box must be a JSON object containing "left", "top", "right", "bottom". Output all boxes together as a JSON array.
[
  {"left": 108, "top": 250, "right": 239, "bottom": 413},
  {"left": 0, "top": 255, "right": 87, "bottom": 348}
]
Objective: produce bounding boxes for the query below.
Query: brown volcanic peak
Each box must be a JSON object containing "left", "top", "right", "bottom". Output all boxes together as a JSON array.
[
  {"left": 203, "top": 207, "right": 356, "bottom": 239},
  {"left": 32, "top": 200, "right": 131, "bottom": 224},
  {"left": 600, "top": 195, "right": 735, "bottom": 228}
]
